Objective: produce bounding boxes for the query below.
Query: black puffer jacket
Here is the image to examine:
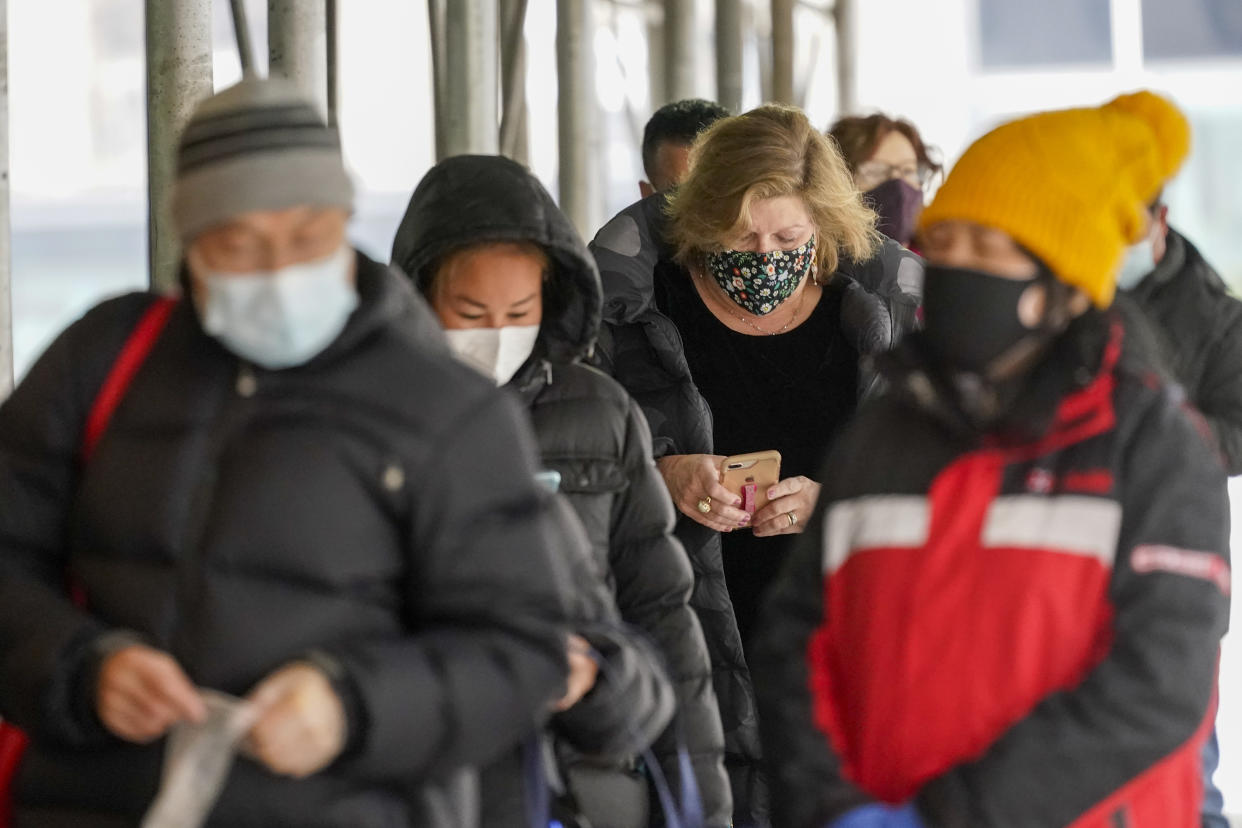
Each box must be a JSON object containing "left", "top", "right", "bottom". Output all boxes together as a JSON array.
[
  {"left": 589, "top": 194, "right": 917, "bottom": 827},
  {"left": 0, "top": 254, "right": 576, "bottom": 827},
  {"left": 392, "top": 156, "right": 730, "bottom": 827},
  {"left": 1122, "top": 227, "right": 1242, "bottom": 474}
]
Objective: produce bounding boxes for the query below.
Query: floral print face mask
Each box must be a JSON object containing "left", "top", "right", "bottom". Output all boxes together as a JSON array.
[{"left": 704, "top": 236, "right": 816, "bottom": 316}]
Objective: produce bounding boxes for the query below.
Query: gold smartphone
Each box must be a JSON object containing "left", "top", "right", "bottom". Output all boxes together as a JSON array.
[{"left": 720, "top": 450, "right": 782, "bottom": 515}]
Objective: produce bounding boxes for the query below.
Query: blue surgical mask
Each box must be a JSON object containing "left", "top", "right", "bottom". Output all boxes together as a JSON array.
[
  {"left": 199, "top": 244, "right": 358, "bottom": 369},
  {"left": 1116, "top": 238, "right": 1155, "bottom": 291}
]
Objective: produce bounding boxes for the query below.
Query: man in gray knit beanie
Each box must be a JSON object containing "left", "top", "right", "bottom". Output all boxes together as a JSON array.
[
  {"left": 176, "top": 76, "right": 359, "bottom": 371},
  {"left": 0, "top": 71, "right": 583, "bottom": 826},
  {"left": 172, "top": 76, "right": 353, "bottom": 243}
]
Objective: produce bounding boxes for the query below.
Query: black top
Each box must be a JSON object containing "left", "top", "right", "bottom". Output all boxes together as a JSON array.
[{"left": 659, "top": 270, "right": 860, "bottom": 646}]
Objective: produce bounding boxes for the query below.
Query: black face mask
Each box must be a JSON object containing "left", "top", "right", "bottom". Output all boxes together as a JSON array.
[{"left": 920, "top": 265, "right": 1040, "bottom": 375}]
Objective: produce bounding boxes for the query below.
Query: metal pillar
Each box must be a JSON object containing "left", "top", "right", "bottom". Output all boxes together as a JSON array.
[
  {"left": 663, "top": 0, "right": 695, "bottom": 103},
  {"left": 557, "top": 0, "right": 594, "bottom": 238},
  {"left": 834, "top": 0, "right": 857, "bottom": 115},
  {"left": 229, "top": 0, "right": 258, "bottom": 74},
  {"left": 647, "top": 10, "right": 666, "bottom": 109},
  {"left": 715, "top": 0, "right": 743, "bottom": 112},
  {"left": 326, "top": 0, "right": 339, "bottom": 127},
  {"left": 428, "top": 0, "right": 448, "bottom": 159},
  {"left": 499, "top": 0, "right": 530, "bottom": 164},
  {"left": 443, "top": 0, "right": 499, "bottom": 157},
  {"left": 145, "top": 0, "right": 213, "bottom": 292},
  {"left": 0, "top": 0, "right": 11, "bottom": 395},
  {"left": 771, "top": 0, "right": 795, "bottom": 104},
  {"left": 269, "top": 0, "right": 329, "bottom": 119}
]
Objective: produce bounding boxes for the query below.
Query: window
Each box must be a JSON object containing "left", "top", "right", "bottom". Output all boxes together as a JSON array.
[
  {"left": 1142, "top": 0, "right": 1242, "bottom": 60},
  {"left": 978, "top": 0, "right": 1113, "bottom": 68}
]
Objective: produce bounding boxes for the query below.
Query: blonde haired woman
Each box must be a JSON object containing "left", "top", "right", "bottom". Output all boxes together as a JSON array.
[{"left": 591, "top": 104, "right": 918, "bottom": 827}]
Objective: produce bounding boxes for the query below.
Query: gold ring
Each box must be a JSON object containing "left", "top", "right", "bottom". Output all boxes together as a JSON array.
[
  {"left": 787, "top": 511, "right": 798, "bottom": 527},
  {"left": 697, "top": 497, "right": 712, "bottom": 514}
]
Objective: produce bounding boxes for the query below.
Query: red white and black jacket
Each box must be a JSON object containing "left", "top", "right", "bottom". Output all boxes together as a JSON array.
[{"left": 751, "top": 311, "right": 1230, "bottom": 828}]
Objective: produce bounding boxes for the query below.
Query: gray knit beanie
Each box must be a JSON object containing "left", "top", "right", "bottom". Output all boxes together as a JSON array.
[{"left": 171, "top": 76, "right": 354, "bottom": 243}]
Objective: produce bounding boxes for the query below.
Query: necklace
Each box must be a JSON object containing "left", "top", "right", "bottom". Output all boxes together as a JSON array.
[{"left": 697, "top": 269, "right": 813, "bottom": 336}]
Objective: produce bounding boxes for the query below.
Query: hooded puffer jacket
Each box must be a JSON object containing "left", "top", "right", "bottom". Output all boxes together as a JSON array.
[
  {"left": 0, "top": 254, "right": 579, "bottom": 827},
  {"left": 1121, "top": 227, "right": 1242, "bottom": 474},
  {"left": 392, "top": 155, "right": 730, "bottom": 827},
  {"left": 589, "top": 193, "right": 918, "bottom": 827}
]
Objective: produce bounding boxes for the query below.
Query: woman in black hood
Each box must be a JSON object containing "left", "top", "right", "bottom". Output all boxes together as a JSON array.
[{"left": 393, "top": 155, "right": 732, "bottom": 828}]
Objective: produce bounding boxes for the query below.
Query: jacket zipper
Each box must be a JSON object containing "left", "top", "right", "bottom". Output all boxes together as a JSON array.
[{"left": 169, "top": 362, "right": 256, "bottom": 671}]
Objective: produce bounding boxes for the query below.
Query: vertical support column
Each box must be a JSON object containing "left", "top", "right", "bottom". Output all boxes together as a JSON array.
[
  {"left": 834, "top": 0, "right": 857, "bottom": 115},
  {"left": 268, "top": 0, "right": 329, "bottom": 119},
  {"left": 499, "top": 0, "right": 530, "bottom": 164},
  {"left": 0, "top": 0, "right": 11, "bottom": 395},
  {"left": 715, "top": 0, "right": 743, "bottom": 112},
  {"left": 427, "top": 0, "right": 448, "bottom": 160},
  {"left": 771, "top": 0, "right": 795, "bottom": 104},
  {"left": 647, "top": 9, "right": 666, "bottom": 109},
  {"left": 326, "top": 0, "right": 339, "bottom": 127},
  {"left": 443, "top": 0, "right": 499, "bottom": 157},
  {"left": 556, "top": 0, "right": 594, "bottom": 238},
  {"left": 145, "top": 0, "right": 213, "bottom": 292},
  {"left": 229, "top": 0, "right": 257, "bottom": 74},
  {"left": 663, "top": 0, "right": 695, "bottom": 103}
]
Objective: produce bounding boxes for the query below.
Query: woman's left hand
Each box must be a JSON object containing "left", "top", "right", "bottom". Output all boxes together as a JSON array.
[{"left": 752, "top": 476, "right": 821, "bottom": 537}]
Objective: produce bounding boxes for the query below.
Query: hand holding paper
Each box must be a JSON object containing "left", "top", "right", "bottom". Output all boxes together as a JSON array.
[{"left": 243, "top": 661, "right": 347, "bottom": 778}]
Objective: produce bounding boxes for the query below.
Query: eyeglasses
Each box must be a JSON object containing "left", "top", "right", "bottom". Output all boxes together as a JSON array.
[{"left": 855, "top": 160, "right": 931, "bottom": 191}]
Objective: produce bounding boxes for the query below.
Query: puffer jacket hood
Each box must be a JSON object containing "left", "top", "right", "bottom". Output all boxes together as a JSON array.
[{"left": 391, "top": 154, "right": 602, "bottom": 365}]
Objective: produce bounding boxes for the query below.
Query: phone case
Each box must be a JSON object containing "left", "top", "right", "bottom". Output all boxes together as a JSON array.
[{"left": 719, "top": 450, "right": 782, "bottom": 515}]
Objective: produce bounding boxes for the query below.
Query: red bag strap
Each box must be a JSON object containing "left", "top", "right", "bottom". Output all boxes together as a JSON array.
[
  {"left": 0, "top": 299, "right": 175, "bottom": 824},
  {"left": 0, "top": 723, "right": 29, "bottom": 827},
  {"left": 81, "top": 296, "right": 177, "bottom": 463}
]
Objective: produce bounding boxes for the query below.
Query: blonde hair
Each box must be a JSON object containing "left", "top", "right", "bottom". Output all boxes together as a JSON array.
[{"left": 668, "top": 104, "right": 880, "bottom": 277}]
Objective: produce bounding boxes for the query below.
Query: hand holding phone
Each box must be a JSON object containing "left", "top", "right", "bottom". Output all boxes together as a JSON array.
[{"left": 719, "top": 451, "right": 782, "bottom": 516}]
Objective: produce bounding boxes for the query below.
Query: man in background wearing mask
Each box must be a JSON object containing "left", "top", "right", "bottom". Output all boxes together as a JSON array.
[
  {"left": 1114, "top": 196, "right": 1242, "bottom": 828},
  {"left": 639, "top": 98, "right": 730, "bottom": 197},
  {"left": 0, "top": 77, "right": 578, "bottom": 827},
  {"left": 751, "top": 91, "right": 1229, "bottom": 828},
  {"left": 1115, "top": 198, "right": 1242, "bottom": 475}
]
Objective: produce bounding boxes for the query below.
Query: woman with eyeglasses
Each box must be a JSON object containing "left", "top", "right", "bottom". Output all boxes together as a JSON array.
[{"left": 829, "top": 113, "right": 943, "bottom": 249}]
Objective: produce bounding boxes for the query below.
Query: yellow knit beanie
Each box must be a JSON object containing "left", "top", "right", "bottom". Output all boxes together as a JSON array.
[{"left": 918, "top": 90, "right": 1190, "bottom": 308}]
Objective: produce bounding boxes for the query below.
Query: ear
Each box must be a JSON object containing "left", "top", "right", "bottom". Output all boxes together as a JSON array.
[
  {"left": 184, "top": 245, "right": 210, "bottom": 306},
  {"left": 1150, "top": 205, "right": 1171, "bottom": 263},
  {"left": 1156, "top": 204, "right": 1170, "bottom": 238},
  {"left": 639, "top": 180, "right": 655, "bottom": 199}
]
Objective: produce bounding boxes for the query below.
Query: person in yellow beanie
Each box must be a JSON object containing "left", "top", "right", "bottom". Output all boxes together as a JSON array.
[{"left": 750, "top": 90, "right": 1229, "bottom": 828}]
